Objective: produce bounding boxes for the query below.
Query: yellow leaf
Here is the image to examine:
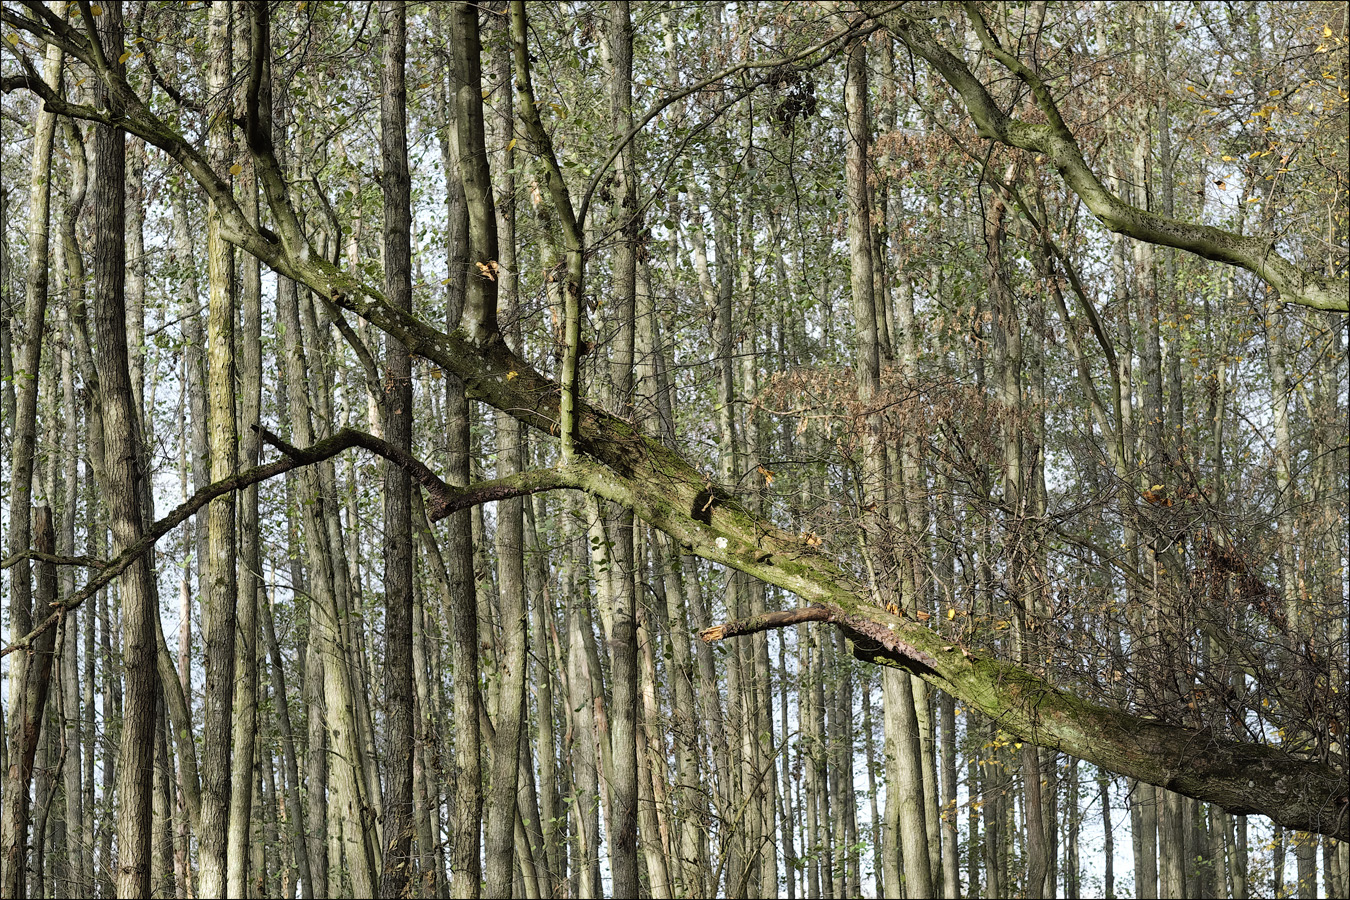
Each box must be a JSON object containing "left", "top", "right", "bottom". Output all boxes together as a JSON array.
[
  {"left": 118, "top": 50, "right": 132, "bottom": 64},
  {"left": 507, "top": 137, "right": 517, "bottom": 152},
  {"left": 229, "top": 162, "right": 243, "bottom": 176},
  {"left": 1221, "top": 155, "right": 1234, "bottom": 161},
  {"left": 4, "top": 34, "right": 18, "bottom": 46},
  {"left": 90, "top": 4, "right": 103, "bottom": 13},
  {"left": 947, "top": 608, "right": 956, "bottom": 620},
  {"left": 1326, "top": 25, "right": 1334, "bottom": 36}
]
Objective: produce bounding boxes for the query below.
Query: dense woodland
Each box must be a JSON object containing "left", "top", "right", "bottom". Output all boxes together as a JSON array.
[{"left": 0, "top": 1, "right": 1346, "bottom": 898}]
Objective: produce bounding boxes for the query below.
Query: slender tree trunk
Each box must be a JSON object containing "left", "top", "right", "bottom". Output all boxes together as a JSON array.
[
  {"left": 270, "top": 263, "right": 328, "bottom": 900},
  {"left": 152, "top": 693, "right": 176, "bottom": 898},
  {"left": 226, "top": 123, "right": 265, "bottom": 900},
  {"left": 2, "top": 507, "right": 58, "bottom": 897},
  {"left": 260, "top": 577, "right": 311, "bottom": 897},
  {"left": 377, "top": 3, "right": 417, "bottom": 896},
  {"left": 524, "top": 501, "right": 564, "bottom": 898},
  {"left": 278, "top": 260, "right": 378, "bottom": 895},
  {"left": 199, "top": 2, "right": 239, "bottom": 894},
  {"left": 439, "top": 9, "right": 483, "bottom": 895},
  {"left": 475, "top": 9, "right": 529, "bottom": 896},
  {"left": 1098, "top": 770, "right": 1114, "bottom": 899},
  {"left": 410, "top": 573, "right": 440, "bottom": 898},
  {"left": 936, "top": 476, "right": 961, "bottom": 900},
  {"left": 0, "top": 31, "right": 60, "bottom": 900},
  {"left": 560, "top": 506, "right": 601, "bottom": 897},
  {"left": 60, "top": 329, "right": 86, "bottom": 895},
  {"left": 90, "top": 6, "right": 159, "bottom": 893},
  {"left": 685, "top": 189, "right": 737, "bottom": 899},
  {"left": 260, "top": 719, "right": 280, "bottom": 899},
  {"left": 603, "top": 2, "right": 642, "bottom": 893}
]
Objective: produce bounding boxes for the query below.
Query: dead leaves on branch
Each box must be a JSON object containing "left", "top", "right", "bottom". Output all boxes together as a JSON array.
[{"left": 757, "top": 365, "right": 1006, "bottom": 466}]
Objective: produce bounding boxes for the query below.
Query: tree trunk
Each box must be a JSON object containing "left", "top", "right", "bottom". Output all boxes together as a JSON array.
[
  {"left": 59, "top": 327, "right": 86, "bottom": 895},
  {"left": 0, "top": 30, "right": 59, "bottom": 900},
  {"left": 438, "top": 6, "right": 484, "bottom": 884},
  {"left": 199, "top": 2, "right": 239, "bottom": 894},
  {"left": 279, "top": 259, "right": 376, "bottom": 895},
  {"left": 378, "top": 3, "right": 417, "bottom": 896},
  {"left": 227, "top": 112, "right": 265, "bottom": 900},
  {"left": 2, "top": 507, "right": 58, "bottom": 897},
  {"left": 90, "top": 6, "right": 159, "bottom": 893}
]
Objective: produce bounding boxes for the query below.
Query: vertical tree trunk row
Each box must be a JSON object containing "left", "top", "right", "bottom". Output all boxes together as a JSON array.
[{"left": 1, "top": 5, "right": 1344, "bottom": 900}]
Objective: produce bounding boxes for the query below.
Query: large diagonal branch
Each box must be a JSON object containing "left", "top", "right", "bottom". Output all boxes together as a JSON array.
[
  {"left": 703, "top": 605, "right": 1348, "bottom": 841},
  {"left": 887, "top": 8, "right": 1346, "bottom": 314},
  {"left": 227, "top": 144, "right": 1350, "bottom": 850},
  {"left": 322, "top": 284, "right": 1349, "bottom": 841},
  {"left": 6, "top": 5, "right": 1344, "bottom": 842}
]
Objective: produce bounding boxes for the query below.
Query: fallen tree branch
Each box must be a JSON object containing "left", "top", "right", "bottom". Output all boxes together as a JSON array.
[
  {"left": 703, "top": 604, "right": 1348, "bottom": 841},
  {"left": 700, "top": 604, "right": 941, "bottom": 672},
  {"left": 7, "top": 5, "right": 1342, "bottom": 840}
]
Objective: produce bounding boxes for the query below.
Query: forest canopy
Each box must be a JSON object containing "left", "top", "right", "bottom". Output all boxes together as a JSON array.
[{"left": 1, "top": 1, "right": 1346, "bottom": 899}]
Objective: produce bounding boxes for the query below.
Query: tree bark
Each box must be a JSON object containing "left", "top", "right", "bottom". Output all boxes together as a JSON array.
[
  {"left": 5, "top": 5, "right": 1345, "bottom": 867},
  {"left": 598, "top": 5, "right": 642, "bottom": 896},
  {"left": 377, "top": 3, "right": 417, "bottom": 897},
  {"left": 1, "top": 507, "right": 57, "bottom": 897},
  {"left": 0, "top": 29, "right": 59, "bottom": 900},
  {"left": 198, "top": 2, "right": 239, "bottom": 894},
  {"left": 437, "top": 8, "right": 483, "bottom": 896},
  {"left": 88, "top": 5, "right": 159, "bottom": 894},
  {"left": 227, "top": 53, "right": 266, "bottom": 898}
]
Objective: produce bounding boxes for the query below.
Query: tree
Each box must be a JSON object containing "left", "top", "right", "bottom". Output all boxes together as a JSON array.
[
  {"left": 0, "top": 22, "right": 59, "bottom": 898},
  {"left": 2, "top": 2, "right": 1345, "bottom": 896},
  {"left": 376, "top": 1, "right": 416, "bottom": 898}
]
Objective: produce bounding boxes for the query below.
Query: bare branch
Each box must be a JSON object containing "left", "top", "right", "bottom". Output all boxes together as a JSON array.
[
  {"left": 1, "top": 551, "right": 106, "bottom": 571},
  {"left": 0, "top": 426, "right": 590, "bottom": 657}
]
